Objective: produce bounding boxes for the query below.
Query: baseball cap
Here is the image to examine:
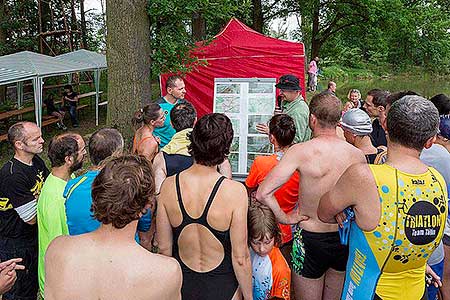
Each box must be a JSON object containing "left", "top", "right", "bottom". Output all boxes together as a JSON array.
[{"left": 275, "top": 75, "right": 301, "bottom": 91}]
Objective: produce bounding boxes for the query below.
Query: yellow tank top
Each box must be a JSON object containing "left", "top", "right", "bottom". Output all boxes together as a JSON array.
[{"left": 367, "top": 164, "right": 448, "bottom": 299}]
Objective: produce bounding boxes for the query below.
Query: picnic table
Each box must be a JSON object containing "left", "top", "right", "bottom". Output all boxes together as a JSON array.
[{"left": 0, "top": 91, "right": 103, "bottom": 142}]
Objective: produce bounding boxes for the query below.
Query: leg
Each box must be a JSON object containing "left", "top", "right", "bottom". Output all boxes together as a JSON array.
[
  {"left": 442, "top": 243, "right": 450, "bottom": 300},
  {"left": 323, "top": 268, "right": 345, "bottom": 300},
  {"left": 69, "top": 105, "right": 78, "bottom": 127},
  {"left": 293, "top": 272, "right": 324, "bottom": 300}
]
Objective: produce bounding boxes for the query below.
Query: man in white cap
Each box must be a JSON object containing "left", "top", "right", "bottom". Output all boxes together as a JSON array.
[{"left": 340, "top": 108, "right": 386, "bottom": 164}]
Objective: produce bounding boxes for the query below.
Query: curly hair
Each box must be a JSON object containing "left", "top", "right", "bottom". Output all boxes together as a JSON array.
[
  {"left": 248, "top": 201, "right": 282, "bottom": 247},
  {"left": 91, "top": 155, "right": 155, "bottom": 229},
  {"left": 188, "top": 113, "right": 233, "bottom": 166}
]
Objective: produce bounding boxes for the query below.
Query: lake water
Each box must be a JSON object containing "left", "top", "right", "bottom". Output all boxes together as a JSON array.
[{"left": 314, "top": 75, "right": 450, "bottom": 101}]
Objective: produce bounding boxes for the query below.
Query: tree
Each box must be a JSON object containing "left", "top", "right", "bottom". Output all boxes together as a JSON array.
[
  {"left": 252, "top": 0, "right": 263, "bottom": 32},
  {"left": 106, "top": 0, "right": 152, "bottom": 143}
]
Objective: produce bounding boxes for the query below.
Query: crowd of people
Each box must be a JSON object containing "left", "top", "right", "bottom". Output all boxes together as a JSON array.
[{"left": 0, "top": 73, "right": 449, "bottom": 300}]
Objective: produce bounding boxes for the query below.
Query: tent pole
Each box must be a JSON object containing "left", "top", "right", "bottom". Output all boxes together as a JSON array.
[
  {"left": 94, "top": 69, "right": 100, "bottom": 126},
  {"left": 32, "top": 77, "right": 43, "bottom": 127},
  {"left": 17, "top": 81, "right": 24, "bottom": 120}
]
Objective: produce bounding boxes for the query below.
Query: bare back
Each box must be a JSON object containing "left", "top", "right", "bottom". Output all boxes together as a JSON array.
[
  {"left": 160, "top": 169, "right": 241, "bottom": 271},
  {"left": 297, "top": 136, "right": 365, "bottom": 232},
  {"left": 44, "top": 232, "right": 181, "bottom": 300}
]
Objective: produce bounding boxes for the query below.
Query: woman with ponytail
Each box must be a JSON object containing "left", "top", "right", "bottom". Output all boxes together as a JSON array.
[{"left": 132, "top": 103, "right": 165, "bottom": 162}]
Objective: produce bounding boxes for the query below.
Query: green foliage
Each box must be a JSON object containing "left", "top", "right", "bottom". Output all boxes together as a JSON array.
[
  {"left": 315, "top": 0, "right": 450, "bottom": 74},
  {"left": 148, "top": 0, "right": 252, "bottom": 79}
]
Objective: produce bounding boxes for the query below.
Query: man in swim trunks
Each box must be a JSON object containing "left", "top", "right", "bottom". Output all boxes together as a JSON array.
[
  {"left": 319, "top": 95, "right": 448, "bottom": 300},
  {"left": 256, "top": 93, "right": 366, "bottom": 300}
]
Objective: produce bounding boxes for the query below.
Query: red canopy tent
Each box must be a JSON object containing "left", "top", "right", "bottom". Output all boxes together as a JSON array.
[{"left": 160, "top": 18, "right": 306, "bottom": 117}]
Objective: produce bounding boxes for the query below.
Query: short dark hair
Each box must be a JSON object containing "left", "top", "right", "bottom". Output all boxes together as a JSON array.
[
  {"left": 166, "top": 75, "right": 183, "bottom": 90},
  {"left": 91, "top": 155, "right": 155, "bottom": 229},
  {"left": 248, "top": 201, "right": 282, "bottom": 247},
  {"left": 171, "top": 101, "right": 197, "bottom": 132},
  {"left": 7, "top": 121, "right": 30, "bottom": 146},
  {"left": 269, "top": 114, "right": 296, "bottom": 147},
  {"left": 132, "top": 103, "right": 161, "bottom": 127},
  {"left": 430, "top": 94, "right": 450, "bottom": 115},
  {"left": 386, "top": 91, "right": 419, "bottom": 107},
  {"left": 89, "top": 128, "right": 124, "bottom": 166},
  {"left": 188, "top": 113, "right": 233, "bottom": 166},
  {"left": 387, "top": 96, "right": 439, "bottom": 151},
  {"left": 48, "top": 134, "right": 79, "bottom": 168},
  {"left": 63, "top": 84, "right": 73, "bottom": 91},
  {"left": 368, "top": 89, "right": 390, "bottom": 108},
  {"left": 309, "top": 93, "right": 342, "bottom": 128}
]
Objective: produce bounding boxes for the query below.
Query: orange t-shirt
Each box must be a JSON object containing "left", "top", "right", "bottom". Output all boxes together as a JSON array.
[
  {"left": 246, "top": 154, "right": 300, "bottom": 243},
  {"left": 269, "top": 247, "right": 291, "bottom": 300}
]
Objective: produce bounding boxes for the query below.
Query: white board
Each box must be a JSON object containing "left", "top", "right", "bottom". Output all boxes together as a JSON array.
[{"left": 213, "top": 78, "right": 276, "bottom": 175}]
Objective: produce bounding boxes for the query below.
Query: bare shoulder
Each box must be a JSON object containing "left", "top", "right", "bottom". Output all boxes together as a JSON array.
[
  {"left": 158, "top": 175, "right": 176, "bottom": 201},
  {"left": 142, "top": 253, "right": 181, "bottom": 281},
  {"left": 221, "top": 179, "right": 247, "bottom": 200},
  {"left": 45, "top": 235, "right": 74, "bottom": 264},
  {"left": 344, "top": 162, "right": 374, "bottom": 185}
]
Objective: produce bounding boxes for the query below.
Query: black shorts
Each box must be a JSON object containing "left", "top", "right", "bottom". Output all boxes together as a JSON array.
[{"left": 292, "top": 229, "right": 348, "bottom": 279}]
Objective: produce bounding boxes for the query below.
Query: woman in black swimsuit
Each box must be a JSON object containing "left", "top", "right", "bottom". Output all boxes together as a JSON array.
[{"left": 157, "top": 113, "right": 252, "bottom": 300}]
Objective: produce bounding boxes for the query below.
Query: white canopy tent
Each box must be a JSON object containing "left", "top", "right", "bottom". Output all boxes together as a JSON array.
[
  {"left": 55, "top": 49, "right": 107, "bottom": 125},
  {"left": 0, "top": 50, "right": 106, "bottom": 127}
]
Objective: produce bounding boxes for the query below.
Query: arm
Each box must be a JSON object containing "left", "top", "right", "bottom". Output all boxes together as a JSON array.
[
  {"left": 318, "top": 163, "right": 380, "bottom": 231},
  {"left": 292, "top": 109, "right": 310, "bottom": 143},
  {"left": 138, "top": 139, "right": 159, "bottom": 162},
  {"left": 153, "top": 152, "right": 167, "bottom": 194},
  {"left": 256, "top": 145, "right": 305, "bottom": 224},
  {"left": 230, "top": 184, "right": 252, "bottom": 300},
  {"left": 156, "top": 181, "right": 173, "bottom": 256}
]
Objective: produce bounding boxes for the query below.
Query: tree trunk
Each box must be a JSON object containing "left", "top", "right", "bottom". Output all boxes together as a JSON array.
[
  {"left": 192, "top": 12, "right": 206, "bottom": 41},
  {"left": 310, "top": 2, "right": 321, "bottom": 59},
  {"left": 70, "top": 0, "right": 78, "bottom": 48},
  {"left": 106, "top": 0, "right": 152, "bottom": 145},
  {"left": 251, "top": 0, "right": 263, "bottom": 33},
  {"left": 79, "top": 0, "right": 87, "bottom": 48},
  {"left": 0, "top": 0, "right": 6, "bottom": 103}
]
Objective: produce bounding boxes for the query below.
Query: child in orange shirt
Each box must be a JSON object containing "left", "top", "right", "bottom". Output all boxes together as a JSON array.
[{"left": 248, "top": 201, "right": 291, "bottom": 300}]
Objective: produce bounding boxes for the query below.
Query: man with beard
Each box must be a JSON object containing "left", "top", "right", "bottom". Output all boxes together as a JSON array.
[
  {"left": 257, "top": 75, "right": 311, "bottom": 143},
  {"left": 37, "top": 133, "right": 86, "bottom": 296},
  {"left": 0, "top": 122, "right": 49, "bottom": 300}
]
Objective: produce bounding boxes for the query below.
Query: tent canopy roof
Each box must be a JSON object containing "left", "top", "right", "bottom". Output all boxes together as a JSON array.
[
  {"left": 192, "top": 18, "right": 304, "bottom": 59},
  {"left": 0, "top": 51, "right": 95, "bottom": 85},
  {"left": 161, "top": 18, "right": 305, "bottom": 118},
  {"left": 55, "top": 49, "right": 107, "bottom": 69}
]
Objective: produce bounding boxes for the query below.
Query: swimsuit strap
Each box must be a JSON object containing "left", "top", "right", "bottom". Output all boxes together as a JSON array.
[
  {"left": 136, "top": 135, "right": 155, "bottom": 150},
  {"left": 199, "top": 176, "right": 226, "bottom": 221},
  {"left": 175, "top": 174, "right": 226, "bottom": 223},
  {"left": 175, "top": 173, "right": 190, "bottom": 221}
]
